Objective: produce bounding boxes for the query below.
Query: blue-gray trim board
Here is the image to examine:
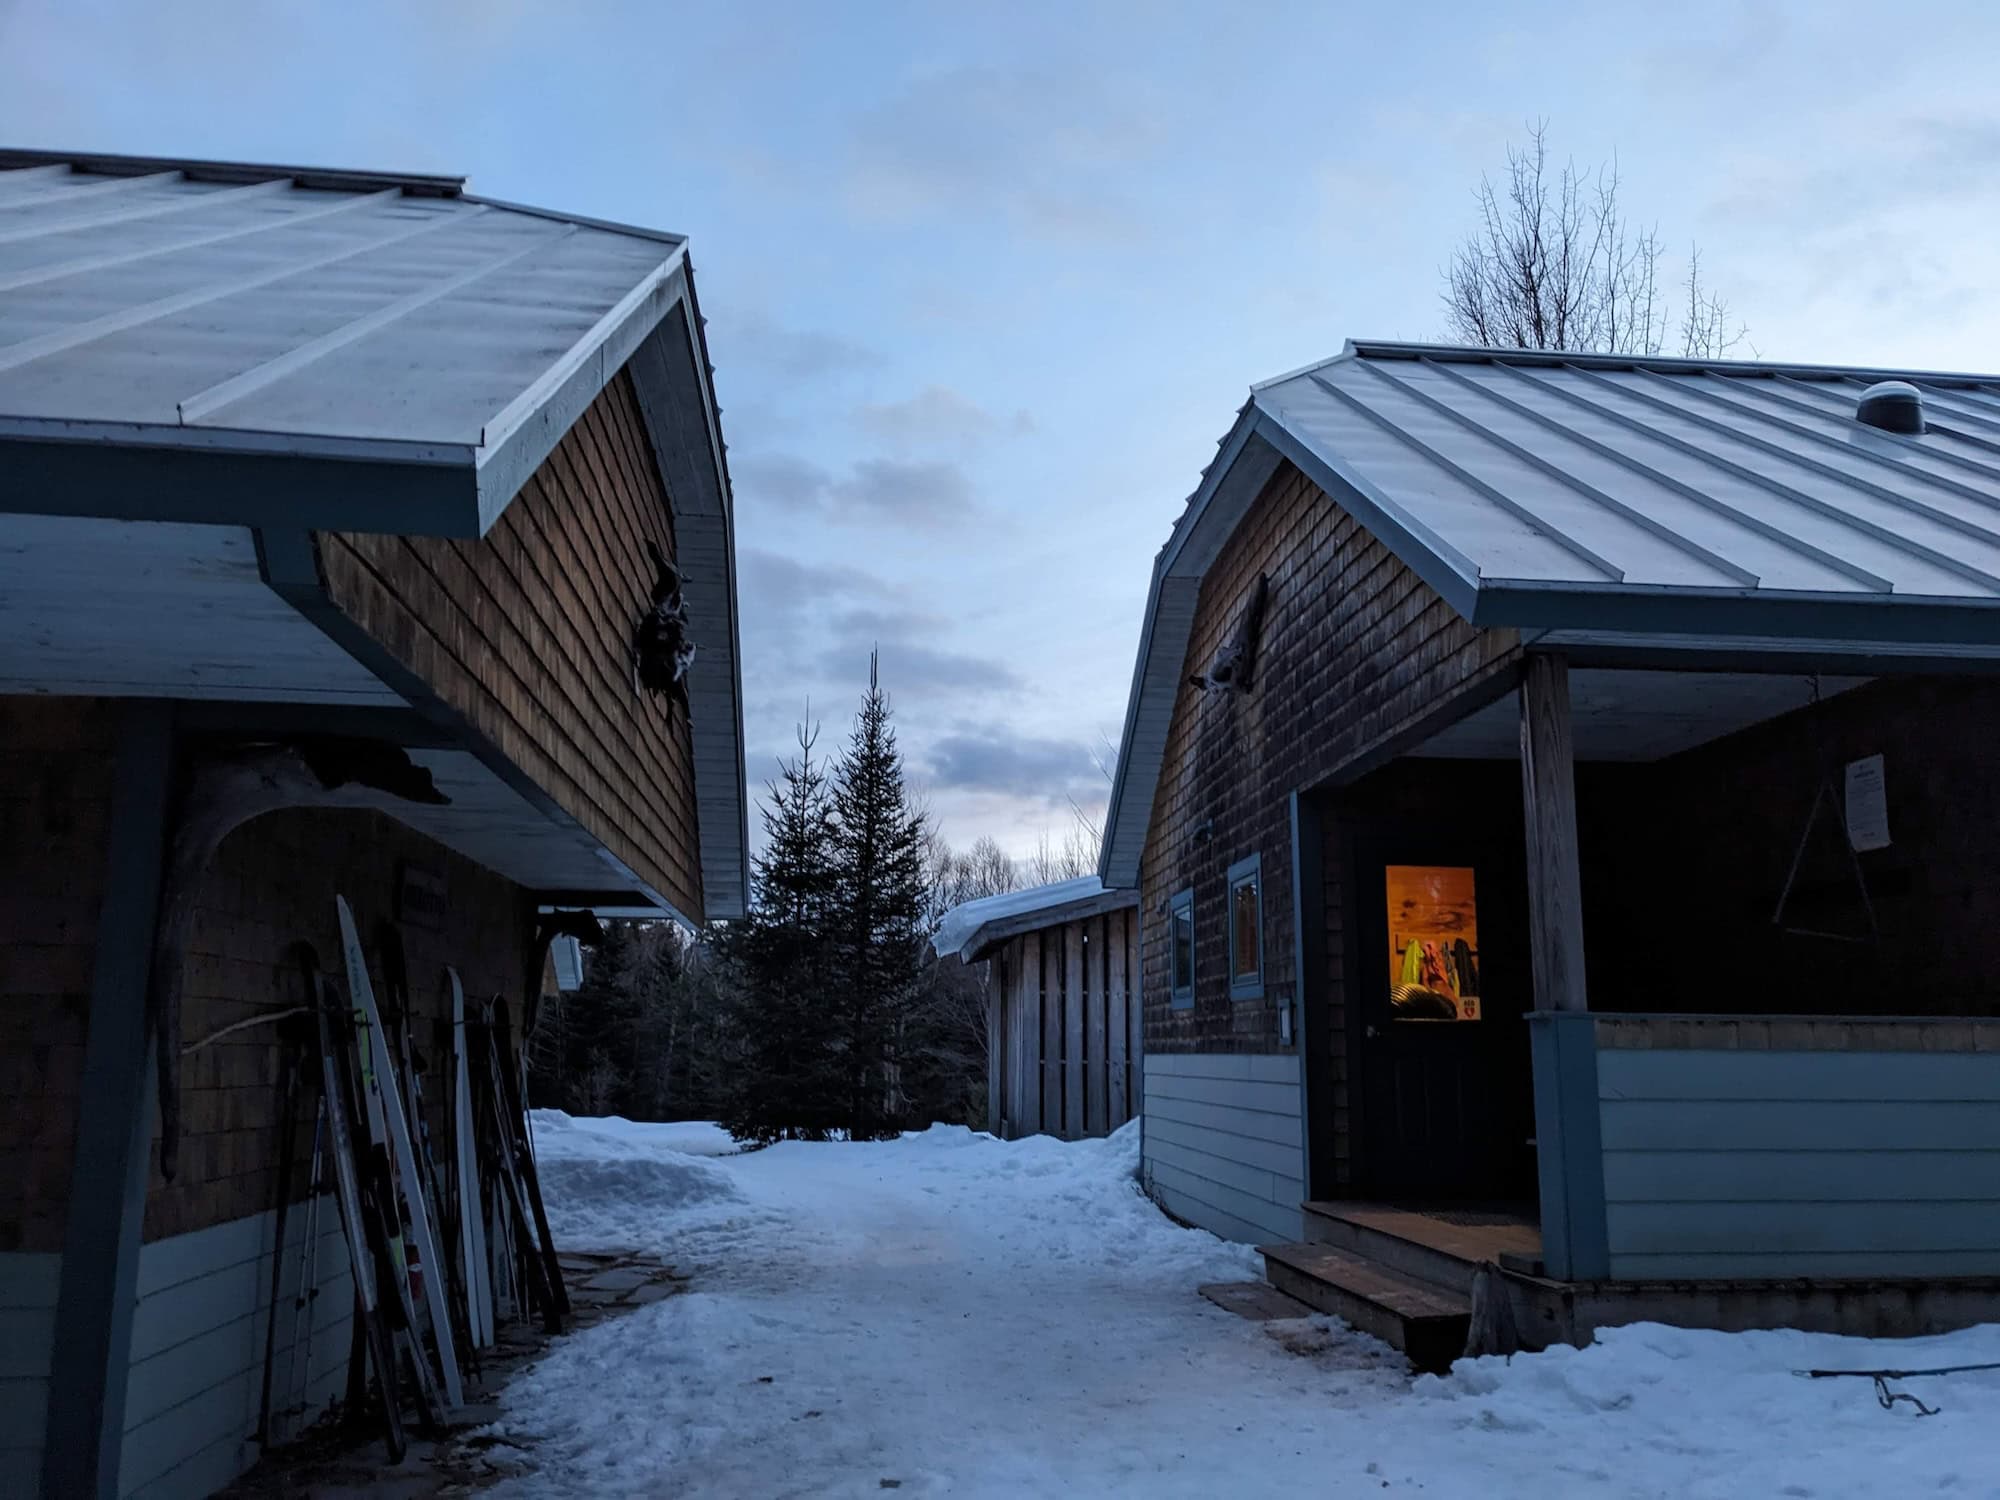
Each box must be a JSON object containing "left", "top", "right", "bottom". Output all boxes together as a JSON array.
[
  {"left": 1529, "top": 1011, "right": 1611, "bottom": 1280},
  {"left": 46, "top": 702, "right": 173, "bottom": 1499}
]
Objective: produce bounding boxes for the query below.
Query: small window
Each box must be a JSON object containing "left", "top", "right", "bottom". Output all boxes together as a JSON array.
[
  {"left": 1169, "top": 888, "right": 1195, "bottom": 1008},
  {"left": 1227, "top": 853, "right": 1262, "bottom": 1000}
]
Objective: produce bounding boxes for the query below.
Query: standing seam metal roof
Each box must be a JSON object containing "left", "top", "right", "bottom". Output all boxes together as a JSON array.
[
  {"left": 1099, "top": 340, "right": 2000, "bottom": 888},
  {"left": 0, "top": 148, "right": 688, "bottom": 530},
  {"left": 1252, "top": 342, "right": 2000, "bottom": 611}
]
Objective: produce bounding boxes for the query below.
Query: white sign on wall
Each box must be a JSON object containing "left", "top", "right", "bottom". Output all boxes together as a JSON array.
[{"left": 1844, "top": 754, "right": 1891, "bottom": 852}]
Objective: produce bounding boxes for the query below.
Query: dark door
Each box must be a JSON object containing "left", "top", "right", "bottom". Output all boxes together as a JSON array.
[{"left": 1351, "top": 836, "right": 1536, "bottom": 1201}]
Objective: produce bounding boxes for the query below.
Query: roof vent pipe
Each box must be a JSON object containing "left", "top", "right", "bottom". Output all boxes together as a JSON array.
[{"left": 1855, "top": 379, "right": 1925, "bottom": 435}]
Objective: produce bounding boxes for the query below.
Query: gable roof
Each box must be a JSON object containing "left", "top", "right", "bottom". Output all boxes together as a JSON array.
[
  {"left": 1099, "top": 340, "right": 2000, "bottom": 887},
  {"left": 0, "top": 147, "right": 691, "bottom": 536}
]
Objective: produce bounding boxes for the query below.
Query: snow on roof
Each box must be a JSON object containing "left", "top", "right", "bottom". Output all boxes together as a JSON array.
[{"left": 933, "top": 876, "right": 1138, "bottom": 963}]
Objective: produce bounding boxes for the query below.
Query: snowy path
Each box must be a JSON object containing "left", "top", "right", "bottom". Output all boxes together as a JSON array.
[{"left": 491, "top": 1116, "right": 2000, "bottom": 1499}]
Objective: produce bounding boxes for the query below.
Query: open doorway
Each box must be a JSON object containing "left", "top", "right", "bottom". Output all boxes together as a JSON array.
[{"left": 1311, "top": 766, "right": 1540, "bottom": 1206}]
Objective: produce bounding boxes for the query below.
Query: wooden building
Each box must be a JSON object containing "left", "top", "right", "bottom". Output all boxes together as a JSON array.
[
  {"left": 1102, "top": 341, "right": 2000, "bottom": 1362},
  {"left": 934, "top": 878, "right": 1140, "bottom": 1140},
  {"left": 0, "top": 150, "right": 746, "bottom": 1497}
]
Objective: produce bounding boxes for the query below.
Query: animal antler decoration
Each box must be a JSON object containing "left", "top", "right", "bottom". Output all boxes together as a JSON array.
[
  {"left": 1190, "top": 572, "right": 1269, "bottom": 694},
  {"left": 632, "top": 538, "right": 695, "bottom": 714},
  {"left": 152, "top": 739, "right": 448, "bottom": 1179}
]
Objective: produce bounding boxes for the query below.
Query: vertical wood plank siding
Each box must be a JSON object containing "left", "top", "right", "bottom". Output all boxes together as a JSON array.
[
  {"left": 1014, "top": 932, "right": 1041, "bottom": 1136},
  {"left": 988, "top": 912, "right": 1136, "bottom": 1140},
  {"left": 319, "top": 369, "right": 702, "bottom": 917},
  {"left": 1136, "top": 463, "right": 1519, "bottom": 1188},
  {"left": 1041, "top": 936, "right": 1062, "bottom": 1129},
  {"left": 1086, "top": 917, "right": 1109, "bottom": 1136},
  {"left": 1107, "top": 920, "right": 1131, "bottom": 1130}
]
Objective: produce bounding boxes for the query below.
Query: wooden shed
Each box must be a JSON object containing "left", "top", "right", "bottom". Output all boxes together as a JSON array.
[
  {"left": 1103, "top": 341, "right": 2000, "bottom": 1363},
  {"left": 0, "top": 150, "right": 746, "bottom": 1497},
  {"left": 935, "top": 878, "right": 1141, "bottom": 1141}
]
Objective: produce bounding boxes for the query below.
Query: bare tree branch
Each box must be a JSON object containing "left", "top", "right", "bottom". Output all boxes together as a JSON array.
[{"left": 1441, "top": 121, "right": 1745, "bottom": 357}]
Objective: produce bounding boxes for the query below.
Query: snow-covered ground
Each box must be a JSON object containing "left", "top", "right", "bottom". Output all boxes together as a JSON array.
[{"left": 492, "top": 1115, "right": 2000, "bottom": 1498}]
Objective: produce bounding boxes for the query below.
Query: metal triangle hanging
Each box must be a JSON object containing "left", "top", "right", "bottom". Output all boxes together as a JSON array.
[{"left": 1770, "top": 775, "right": 1879, "bottom": 945}]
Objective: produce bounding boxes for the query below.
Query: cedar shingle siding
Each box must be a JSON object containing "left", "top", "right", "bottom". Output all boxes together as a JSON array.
[
  {"left": 1140, "top": 463, "right": 1521, "bottom": 1060},
  {"left": 1137, "top": 463, "right": 1522, "bottom": 1196},
  {"left": 321, "top": 369, "right": 703, "bottom": 918},
  {"left": 0, "top": 695, "right": 537, "bottom": 1251},
  {"left": 0, "top": 698, "right": 116, "bottom": 1253}
]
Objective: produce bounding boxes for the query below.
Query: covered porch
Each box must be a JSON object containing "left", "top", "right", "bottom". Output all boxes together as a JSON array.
[{"left": 1281, "top": 652, "right": 2000, "bottom": 1359}]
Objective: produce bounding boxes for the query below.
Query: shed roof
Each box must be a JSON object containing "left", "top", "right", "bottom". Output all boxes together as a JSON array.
[
  {"left": 0, "top": 147, "right": 691, "bottom": 535},
  {"left": 1099, "top": 341, "right": 2000, "bottom": 887},
  {"left": 933, "top": 876, "right": 1138, "bottom": 963}
]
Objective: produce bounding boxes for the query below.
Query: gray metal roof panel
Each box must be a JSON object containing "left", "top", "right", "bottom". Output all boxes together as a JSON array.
[
  {"left": 0, "top": 153, "right": 690, "bottom": 532},
  {"left": 1269, "top": 349, "right": 2000, "bottom": 601}
]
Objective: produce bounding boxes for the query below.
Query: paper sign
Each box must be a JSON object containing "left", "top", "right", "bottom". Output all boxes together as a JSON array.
[{"left": 1844, "top": 754, "right": 1890, "bottom": 852}]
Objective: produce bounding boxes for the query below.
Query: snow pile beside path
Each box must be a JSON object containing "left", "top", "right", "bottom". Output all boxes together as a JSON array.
[
  {"left": 529, "top": 1111, "right": 742, "bottom": 1249},
  {"left": 1418, "top": 1319, "right": 2000, "bottom": 1492},
  {"left": 817, "top": 1119, "right": 1262, "bottom": 1285}
]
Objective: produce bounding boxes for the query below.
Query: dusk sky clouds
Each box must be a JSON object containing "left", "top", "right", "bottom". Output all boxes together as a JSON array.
[{"left": 8, "top": 0, "right": 2000, "bottom": 857}]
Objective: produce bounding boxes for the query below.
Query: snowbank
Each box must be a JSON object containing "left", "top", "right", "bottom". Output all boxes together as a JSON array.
[
  {"left": 528, "top": 1111, "right": 742, "bottom": 1249},
  {"left": 532, "top": 1110, "right": 740, "bottom": 1158}
]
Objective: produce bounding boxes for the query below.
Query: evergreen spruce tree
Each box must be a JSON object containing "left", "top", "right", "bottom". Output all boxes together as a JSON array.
[
  {"left": 827, "top": 653, "right": 932, "bottom": 1139},
  {"left": 715, "top": 722, "right": 844, "bottom": 1143}
]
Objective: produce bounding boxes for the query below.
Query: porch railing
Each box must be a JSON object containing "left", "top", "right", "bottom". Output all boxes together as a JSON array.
[{"left": 1530, "top": 1012, "right": 2000, "bottom": 1282}]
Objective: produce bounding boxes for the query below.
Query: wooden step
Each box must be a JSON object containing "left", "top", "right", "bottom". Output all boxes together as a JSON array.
[
  {"left": 1199, "top": 1280, "right": 1315, "bottom": 1322},
  {"left": 1301, "top": 1201, "right": 1540, "bottom": 1296},
  {"left": 1259, "top": 1241, "right": 1470, "bottom": 1373}
]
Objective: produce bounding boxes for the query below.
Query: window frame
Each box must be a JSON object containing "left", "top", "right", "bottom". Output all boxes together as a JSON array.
[
  {"left": 1226, "top": 852, "right": 1264, "bottom": 1001},
  {"left": 1168, "top": 887, "right": 1196, "bottom": 1009}
]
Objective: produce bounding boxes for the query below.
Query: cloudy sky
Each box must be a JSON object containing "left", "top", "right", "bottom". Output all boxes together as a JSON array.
[{"left": 7, "top": 0, "right": 2000, "bottom": 858}]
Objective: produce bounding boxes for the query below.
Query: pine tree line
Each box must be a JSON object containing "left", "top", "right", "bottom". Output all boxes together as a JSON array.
[
  {"left": 526, "top": 921, "right": 731, "bottom": 1121},
  {"left": 526, "top": 655, "right": 1072, "bottom": 1139},
  {"left": 714, "top": 652, "right": 944, "bottom": 1143}
]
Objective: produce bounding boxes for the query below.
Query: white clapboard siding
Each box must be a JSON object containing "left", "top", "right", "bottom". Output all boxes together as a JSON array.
[
  {"left": 0, "top": 1251, "right": 61, "bottom": 1496},
  {"left": 119, "top": 1198, "right": 355, "bottom": 1500},
  {"left": 1142, "top": 1052, "right": 1304, "bottom": 1245},
  {"left": 1597, "top": 1046, "right": 2000, "bottom": 1280}
]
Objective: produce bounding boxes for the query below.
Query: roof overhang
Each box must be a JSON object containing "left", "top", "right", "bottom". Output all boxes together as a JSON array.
[
  {"left": 0, "top": 148, "right": 748, "bottom": 921},
  {"left": 0, "top": 260, "right": 691, "bottom": 541}
]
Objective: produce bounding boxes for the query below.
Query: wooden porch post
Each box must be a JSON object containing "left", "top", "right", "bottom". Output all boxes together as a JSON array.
[
  {"left": 1521, "top": 654, "right": 1610, "bottom": 1279},
  {"left": 1519, "top": 653, "right": 1587, "bottom": 1013}
]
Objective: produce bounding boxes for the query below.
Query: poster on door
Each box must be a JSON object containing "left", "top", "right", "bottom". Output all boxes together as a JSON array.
[{"left": 1386, "top": 865, "right": 1480, "bottom": 1022}]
